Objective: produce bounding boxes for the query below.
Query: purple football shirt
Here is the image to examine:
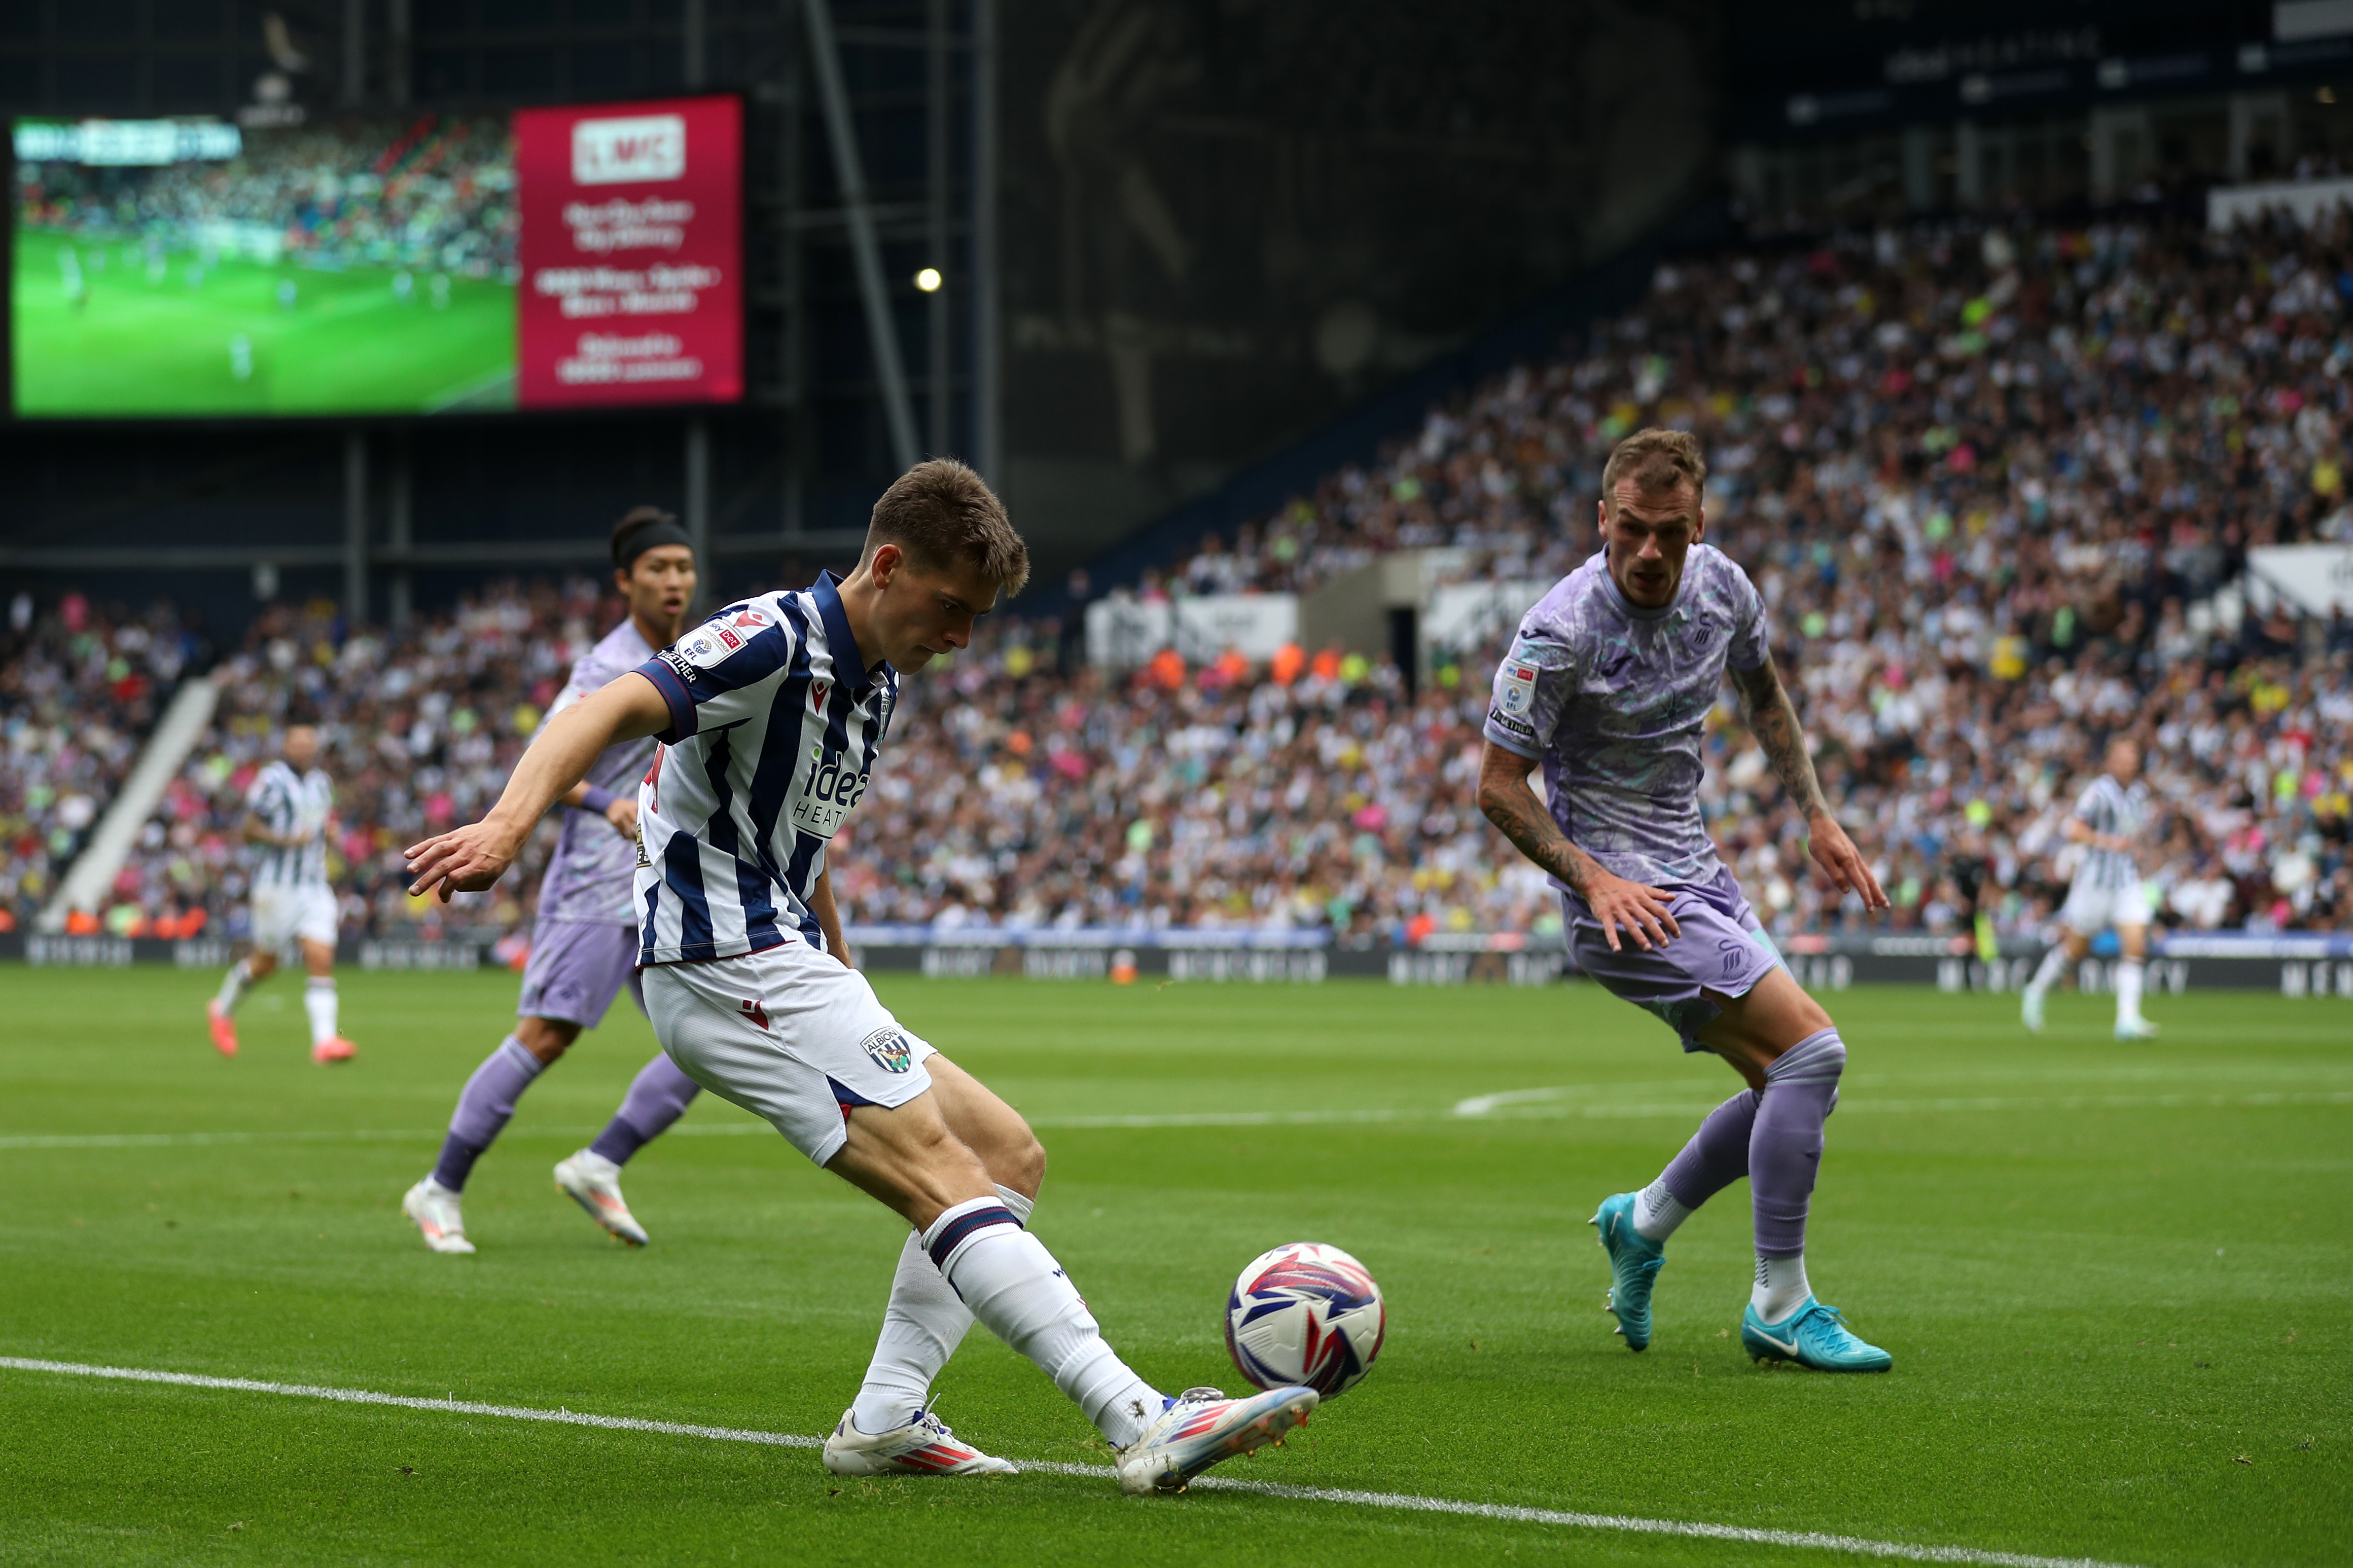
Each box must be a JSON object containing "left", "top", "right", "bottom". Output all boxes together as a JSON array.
[
  {"left": 536, "top": 617, "right": 661, "bottom": 925},
  {"left": 1484, "top": 544, "right": 1767, "bottom": 888}
]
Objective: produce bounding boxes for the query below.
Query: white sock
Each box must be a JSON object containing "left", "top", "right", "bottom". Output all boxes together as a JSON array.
[
  {"left": 1632, "top": 1178, "right": 1692, "bottom": 1242},
  {"left": 2115, "top": 959, "right": 2145, "bottom": 1024},
  {"left": 1752, "top": 1253, "right": 1811, "bottom": 1324},
  {"left": 849, "top": 1185, "right": 1033, "bottom": 1435},
  {"left": 925, "top": 1194, "right": 1162, "bottom": 1449},
  {"left": 2025, "top": 944, "right": 2069, "bottom": 997},
  {"left": 215, "top": 958, "right": 255, "bottom": 1014},
  {"left": 303, "top": 977, "right": 339, "bottom": 1045}
]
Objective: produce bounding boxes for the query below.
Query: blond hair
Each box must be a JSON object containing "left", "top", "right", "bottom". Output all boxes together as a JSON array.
[
  {"left": 1601, "top": 428, "right": 1708, "bottom": 501},
  {"left": 864, "top": 458, "right": 1030, "bottom": 595}
]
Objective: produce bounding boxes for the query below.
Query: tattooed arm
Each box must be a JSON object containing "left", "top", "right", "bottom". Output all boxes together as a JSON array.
[
  {"left": 1727, "top": 656, "right": 1889, "bottom": 910},
  {"left": 1477, "top": 743, "right": 1680, "bottom": 952}
]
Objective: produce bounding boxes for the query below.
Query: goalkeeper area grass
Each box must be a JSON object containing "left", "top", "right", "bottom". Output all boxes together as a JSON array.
[
  {"left": 10, "top": 230, "right": 515, "bottom": 416},
  {"left": 0, "top": 964, "right": 2344, "bottom": 1566}
]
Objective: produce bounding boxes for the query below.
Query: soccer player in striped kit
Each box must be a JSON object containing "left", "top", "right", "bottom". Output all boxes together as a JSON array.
[
  {"left": 2021, "top": 737, "right": 2159, "bottom": 1041},
  {"left": 404, "top": 508, "right": 712, "bottom": 1255},
  {"left": 207, "top": 720, "right": 355, "bottom": 1064},
  {"left": 402, "top": 460, "right": 1317, "bottom": 1492}
]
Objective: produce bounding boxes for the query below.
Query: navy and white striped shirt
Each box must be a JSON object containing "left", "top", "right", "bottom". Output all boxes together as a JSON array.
[
  {"left": 244, "top": 760, "right": 333, "bottom": 889},
  {"left": 2069, "top": 774, "right": 2149, "bottom": 891},
  {"left": 629, "top": 574, "right": 898, "bottom": 967}
]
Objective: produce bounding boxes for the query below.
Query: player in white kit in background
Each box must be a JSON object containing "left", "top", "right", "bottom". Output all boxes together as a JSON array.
[
  {"left": 402, "top": 461, "right": 1322, "bottom": 1493},
  {"left": 206, "top": 720, "right": 355, "bottom": 1064},
  {"left": 2021, "top": 737, "right": 2160, "bottom": 1041},
  {"left": 404, "top": 508, "right": 708, "bottom": 1255}
]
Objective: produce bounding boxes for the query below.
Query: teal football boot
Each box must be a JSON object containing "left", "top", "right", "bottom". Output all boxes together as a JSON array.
[
  {"left": 1740, "top": 1297, "right": 1893, "bottom": 1372},
  {"left": 1589, "top": 1192, "right": 1665, "bottom": 1351}
]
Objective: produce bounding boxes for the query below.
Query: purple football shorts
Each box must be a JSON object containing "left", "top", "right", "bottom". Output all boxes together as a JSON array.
[
  {"left": 1563, "top": 864, "right": 1785, "bottom": 1051},
  {"left": 517, "top": 919, "right": 644, "bottom": 1029}
]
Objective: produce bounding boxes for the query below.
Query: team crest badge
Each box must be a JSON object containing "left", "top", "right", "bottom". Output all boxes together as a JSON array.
[{"left": 859, "top": 1026, "right": 914, "bottom": 1073}]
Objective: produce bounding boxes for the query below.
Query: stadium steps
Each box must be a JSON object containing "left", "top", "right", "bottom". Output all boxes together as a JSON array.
[{"left": 39, "top": 677, "right": 220, "bottom": 933}]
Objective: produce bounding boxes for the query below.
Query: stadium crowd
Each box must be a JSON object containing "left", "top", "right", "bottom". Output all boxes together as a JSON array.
[
  {"left": 99, "top": 584, "right": 594, "bottom": 947},
  {"left": 7, "top": 212, "right": 2351, "bottom": 945},
  {"left": 0, "top": 592, "right": 200, "bottom": 933},
  {"left": 1077, "top": 212, "right": 2353, "bottom": 939}
]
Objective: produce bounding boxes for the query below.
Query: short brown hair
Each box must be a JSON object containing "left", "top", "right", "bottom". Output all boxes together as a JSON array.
[
  {"left": 865, "top": 459, "right": 1029, "bottom": 595},
  {"left": 1601, "top": 428, "right": 1707, "bottom": 501}
]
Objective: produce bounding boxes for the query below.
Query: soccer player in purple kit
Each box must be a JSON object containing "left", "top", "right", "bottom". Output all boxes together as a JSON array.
[
  {"left": 402, "top": 507, "right": 707, "bottom": 1255},
  {"left": 1477, "top": 429, "right": 1897, "bottom": 1372},
  {"left": 402, "top": 460, "right": 1318, "bottom": 1491}
]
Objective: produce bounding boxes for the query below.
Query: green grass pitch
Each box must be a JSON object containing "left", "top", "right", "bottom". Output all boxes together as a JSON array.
[
  {"left": 0, "top": 965, "right": 2345, "bottom": 1565},
  {"left": 11, "top": 229, "right": 516, "bottom": 416}
]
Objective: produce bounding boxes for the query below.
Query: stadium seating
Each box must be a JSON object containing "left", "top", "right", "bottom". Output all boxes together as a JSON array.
[
  {"left": 0, "top": 593, "right": 199, "bottom": 933},
  {"left": 104, "top": 584, "right": 609, "bottom": 944},
  {"left": 1083, "top": 214, "right": 2353, "bottom": 937},
  {"left": 12, "top": 214, "right": 2351, "bottom": 942}
]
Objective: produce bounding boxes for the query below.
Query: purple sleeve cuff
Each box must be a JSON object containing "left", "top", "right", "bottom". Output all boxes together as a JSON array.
[
  {"left": 631, "top": 658, "right": 698, "bottom": 744},
  {"left": 579, "top": 785, "right": 619, "bottom": 815},
  {"left": 1483, "top": 720, "right": 1542, "bottom": 760}
]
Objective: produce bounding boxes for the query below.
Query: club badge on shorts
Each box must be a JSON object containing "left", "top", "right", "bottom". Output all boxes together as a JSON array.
[{"left": 859, "top": 1026, "right": 914, "bottom": 1073}]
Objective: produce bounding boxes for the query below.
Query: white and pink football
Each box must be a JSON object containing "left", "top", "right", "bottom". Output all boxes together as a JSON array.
[{"left": 1224, "top": 1242, "right": 1386, "bottom": 1399}]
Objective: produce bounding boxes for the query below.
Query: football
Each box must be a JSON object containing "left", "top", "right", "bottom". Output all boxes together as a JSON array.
[{"left": 1224, "top": 1242, "right": 1387, "bottom": 1398}]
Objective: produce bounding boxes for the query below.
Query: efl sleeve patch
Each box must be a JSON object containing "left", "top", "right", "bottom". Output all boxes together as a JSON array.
[{"left": 1495, "top": 662, "right": 1537, "bottom": 718}]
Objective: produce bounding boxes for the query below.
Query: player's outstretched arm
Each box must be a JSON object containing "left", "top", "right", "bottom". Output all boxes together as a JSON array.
[
  {"left": 1729, "top": 658, "right": 1889, "bottom": 911},
  {"left": 404, "top": 673, "right": 670, "bottom": 902},
  {"left": 1475, "top": 741, "right": 1681, "bottom": 952}
]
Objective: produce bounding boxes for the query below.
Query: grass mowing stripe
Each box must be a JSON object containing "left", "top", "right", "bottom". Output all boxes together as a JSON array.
[
  {"left": 0, "top": 1356, "right": 2145, "bottom": 1568},
  {"left": 4, "top": 1086, "right": 2347, "bottom": 1152}
]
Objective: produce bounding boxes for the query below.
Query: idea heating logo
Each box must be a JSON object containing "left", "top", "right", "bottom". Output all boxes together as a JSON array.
[{"left": 572, "top": 114, "right": 686, "bottom": 185}]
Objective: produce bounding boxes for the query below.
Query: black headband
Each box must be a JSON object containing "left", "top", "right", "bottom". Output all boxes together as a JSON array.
[{"left": 615, "top": 520, "right": 694, "bottom": 571}]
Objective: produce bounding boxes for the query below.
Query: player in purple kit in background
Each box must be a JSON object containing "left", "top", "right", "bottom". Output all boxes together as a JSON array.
[
  {"left": 402, "top": 508, "right": 706, "bottom": 1255},
  {"left": 1476, "top": 428, "right": 1897, "bottom": 1372}
]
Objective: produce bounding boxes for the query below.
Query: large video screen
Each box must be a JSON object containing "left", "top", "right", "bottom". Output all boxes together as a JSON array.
[{"left": 11, "top": 96, "right": 742, "bottom": 418}]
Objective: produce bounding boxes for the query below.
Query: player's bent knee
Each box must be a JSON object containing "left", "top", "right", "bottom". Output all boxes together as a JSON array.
[
  {"left": 1000, "top": 1131, "right": 1047, "bottom": 1196},
  {"left": 514, "top": 1016, "right": 580, "bottom": 1063},
  {"left": 831, "top": 1099, "right": 997, "bottom": 1227}
]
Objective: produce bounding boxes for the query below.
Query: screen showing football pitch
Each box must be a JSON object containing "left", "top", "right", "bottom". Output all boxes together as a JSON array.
[{"left": 11, "top": 98, "right": 742, "bottom": 419}]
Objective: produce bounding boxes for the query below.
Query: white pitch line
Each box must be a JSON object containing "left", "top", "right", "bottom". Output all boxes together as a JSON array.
[
  {"left": 0, "top": 1356, "right": 817, "bottom": 1449},
  {"left": 0, "top": 1356, "right": 2138, "bottom": 1568}
]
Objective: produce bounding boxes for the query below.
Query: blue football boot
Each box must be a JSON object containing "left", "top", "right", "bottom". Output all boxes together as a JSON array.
[
  {"left": 1589, "top": 1192, "right": 1665, "bottom": 1351},
  {"left": 1740, "top": 1297, "right": 1893, "bottom": 1372}
]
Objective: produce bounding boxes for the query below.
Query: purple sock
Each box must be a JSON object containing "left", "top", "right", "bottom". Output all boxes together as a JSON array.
[
  {"left": 432, "top": 1035, "right": 546, "bottom": 1192},
  {"left": 1750, "top": 1028, "right": 1844, "bottom": 1257},
  {"left": 588, "top": 1051, "right": 702, "bottom": 1166},
  {"left": 1660, "top": 1088, "right": 1760, "bottom": 1209}
]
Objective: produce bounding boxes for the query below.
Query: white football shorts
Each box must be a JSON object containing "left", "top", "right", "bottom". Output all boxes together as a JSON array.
[
  {"left": 249, "top": 883, "right": 339, "bottom": 950},
  {"left": 644, "top": 939, "right": 937, "bottom": 1168},
  {"left": 2058, "top": 878, "right": 2151, "bottom": 935}
]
